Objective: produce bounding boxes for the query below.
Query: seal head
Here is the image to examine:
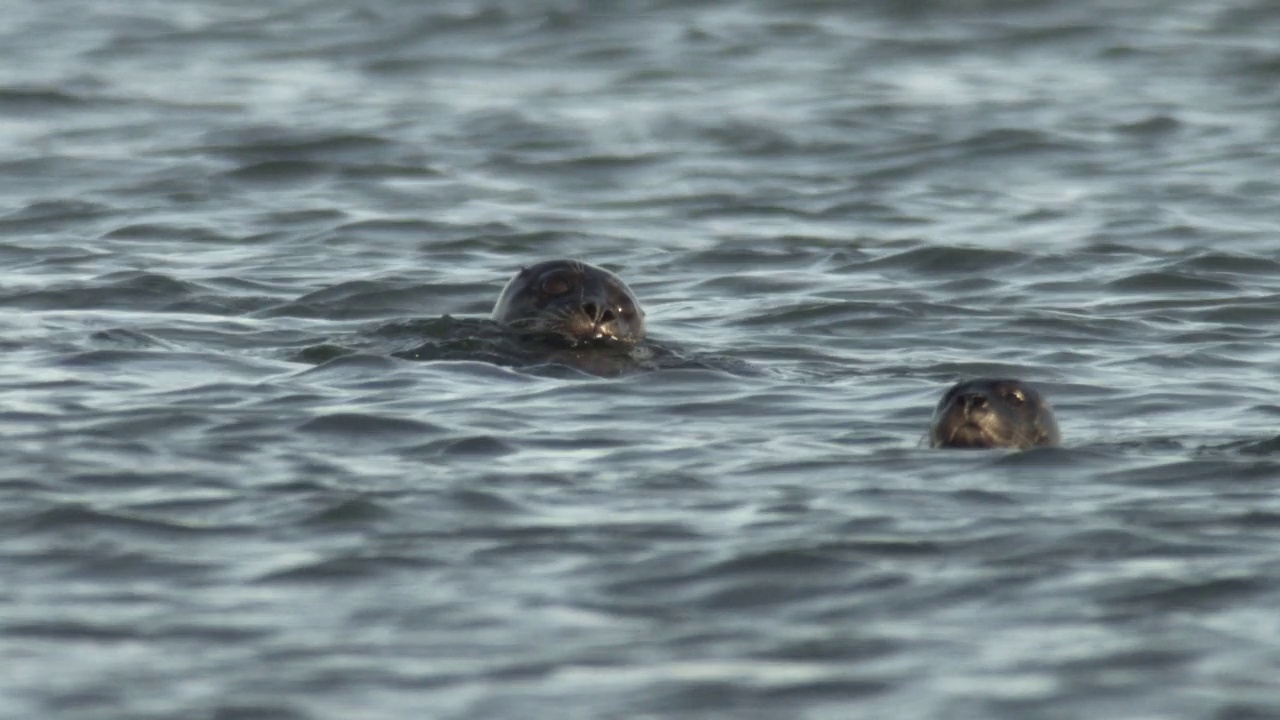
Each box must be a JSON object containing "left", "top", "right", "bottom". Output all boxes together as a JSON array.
[
  {"left": 930, "top": 378, "right": 1060, "bottom": 449},
  {"left": 491, "top": 259, "right": 645, "bottom": 347}
]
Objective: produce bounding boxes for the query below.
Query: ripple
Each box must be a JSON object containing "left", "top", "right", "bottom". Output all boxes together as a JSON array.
[
  {"left": 863, "top": 246, "right": 1031, "bottom": 275},
  {"left": 0, "top": 199, "right": 115, "bottom": 233},
  {"left": 297, "top": 412, "right": 441, "bottom": 437},
  {"left": 0, "top": 86, "right": 89, "bottom": 110},
  {"left": 255, "top": 553, "right": 440, "bottom": 583},
  {"left": 197, "top": 127, "right": 397, "bottom": 162},
  {"left": 408, "top": 435, "right": 517, "bottom": 458},
  {"left": 12, "top": 505, "right": 240, "bottom": 539},
  {"left": 298, "top": 498, "right": 396, "bottom": 526},
  {"left": 446, "top": 488, "right": 528, "bottom": 514},
  {"left": 6, "top": 620, "right": 141, "bottom": 641},
  {"left": 223, "top": 159, "right": 334, "bottom": 183},
  {"left": 102, "top": 224, "right": 236, "bottom": 244},
  {"left": 0, "top": 271, "right": 207, "bottom": 310},
  {"left": 1104, "top": 577, "right": 1268, "bottom": 612},
  {"left": 88, "top": 328, "right": 167, "bottom": 349},
  {"left": 1108, "top": 272, "right": 1241, "bottom": 294}
]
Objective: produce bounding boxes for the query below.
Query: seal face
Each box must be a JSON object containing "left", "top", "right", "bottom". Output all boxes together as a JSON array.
[
  {"left": 930, "top": 378, "right": 1060, "bottom": 449},
  {"left": 490, "top": 259, "right": 646, "bottom": 347}
]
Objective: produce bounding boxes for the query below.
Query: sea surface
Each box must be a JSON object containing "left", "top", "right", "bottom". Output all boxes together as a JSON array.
[{"left": 4, "top": 1, "right": 1280, "bottom": 718}]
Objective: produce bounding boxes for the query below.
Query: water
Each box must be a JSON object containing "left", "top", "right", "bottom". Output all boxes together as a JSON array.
[{"left": 4, "top": 1, "right": 1280, "bottom": 718}]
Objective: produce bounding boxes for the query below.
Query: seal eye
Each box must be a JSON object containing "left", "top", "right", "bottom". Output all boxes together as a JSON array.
[
  {"left": 541, "top": 276, "right": 570, "bottom": 296},
  {"left": 1003, "top": 389, "right": 1025, "bottom": 406}
]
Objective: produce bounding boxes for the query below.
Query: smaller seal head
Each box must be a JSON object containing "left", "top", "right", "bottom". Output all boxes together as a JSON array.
[
  {"left": 930, "top": 378, "right": 1060, "bottom": 450},
  {"left": 491, "top": 260, "right": 646, "bottom": 346}
]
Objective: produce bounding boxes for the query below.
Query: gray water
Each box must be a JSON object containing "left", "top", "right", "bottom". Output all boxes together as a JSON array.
[{"left": 4, "top": 1, "right": 1280, "bottom": 718}]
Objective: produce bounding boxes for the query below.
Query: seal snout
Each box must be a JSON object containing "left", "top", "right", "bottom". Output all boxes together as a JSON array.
[
  {"left": 580, "top": 301, "right": 615, "bottom": 325},
  {"left": 955, "top": 391, "right": 990, "bottom": 415},
  {"left": 580, "top": 297, "right": 640, "bottom": 342}
]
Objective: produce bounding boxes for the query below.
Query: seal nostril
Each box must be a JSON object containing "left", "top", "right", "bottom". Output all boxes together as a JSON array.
[
  {"left": 959, "top": 393, "right": 988, "bottom": 411},
  {"left": 581, "top": 302, "right": 599, "bottom": 319},
  {"left": 600, "top": 308, "right": 616, "bottom": 323}
]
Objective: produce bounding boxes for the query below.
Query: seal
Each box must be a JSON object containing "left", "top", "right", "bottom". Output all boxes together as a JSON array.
[
  {"left": 930, "top": 378, "right": 1060, "bottom": 449},
  {"left": 491, "top": 259, "right": 646, "bottom": 347}
]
